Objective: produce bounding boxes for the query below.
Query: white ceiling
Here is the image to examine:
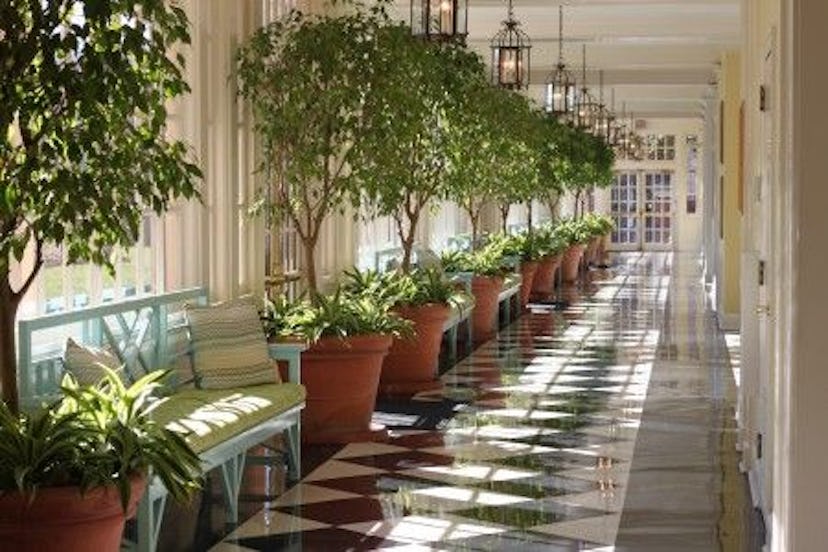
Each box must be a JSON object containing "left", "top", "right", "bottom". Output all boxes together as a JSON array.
[{"left": 393, "top": 0, "right": 741, "bottom": 119}]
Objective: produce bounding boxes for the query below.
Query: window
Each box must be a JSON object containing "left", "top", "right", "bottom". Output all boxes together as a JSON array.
[
  {"left": 16, "top": 216, "right": 160, "bottom": 319},
  {"left": 646, "top": 134, "right": 676, "bottom": 161}
]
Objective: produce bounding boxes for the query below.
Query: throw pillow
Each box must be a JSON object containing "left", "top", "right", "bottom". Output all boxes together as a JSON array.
[
  {"left": 63, "top": 338, "right": 128, "bottom": 386},
  {"left": 185, "top": 299, "right": 279, "bottom": 389}
]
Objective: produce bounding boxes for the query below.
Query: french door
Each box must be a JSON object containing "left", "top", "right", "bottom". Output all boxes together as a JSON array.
[{"left": 610, "top": 170, "right": 674, "bottom": 251}]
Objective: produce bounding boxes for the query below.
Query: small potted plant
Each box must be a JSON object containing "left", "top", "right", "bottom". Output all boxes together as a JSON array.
[
  {"left": 531, "top": 225, "right": 568, "bottom": 299},
  {"left": 556, "top": 220, "right": 593, "bottom": 283},
  {"left": 441, "top": 248, "right": 510, "bottom": 344},
  {"left": 263, "top": 290, "right": 411, "bottom": 443},
  {"left": 0, "top": 370, "right": 201, "bottom": 551},
  {"left": 487, "top": 232, "right": 543, "bottom": 309},
  {"left": 342, "top": 268, "right": 467, "bottom": 396}
]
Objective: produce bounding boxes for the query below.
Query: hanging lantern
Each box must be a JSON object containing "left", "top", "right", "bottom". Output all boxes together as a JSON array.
[
  {"left": 576, "top": 45, "right": 599, "bottom": 131},
  {"left": 591, "top": 70, "right": 612, "bottom": 142},
  {"left": 544, "top": 6, "right": 577, "bottom": 120},
  {"left": 411, "top": 0, "right": 468, "bottom": 42},
  {"left": 490, "top": 0, "right": 531, "bottom": 90}
]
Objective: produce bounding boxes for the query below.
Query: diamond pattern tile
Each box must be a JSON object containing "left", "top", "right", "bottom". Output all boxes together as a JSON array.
[{"left": 214, "top": 254, "right": 676, "bottom": 550}]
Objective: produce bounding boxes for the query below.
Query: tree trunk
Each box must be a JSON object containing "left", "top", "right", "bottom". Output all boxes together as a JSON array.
[
  {"left": 302, "top": 236, "right": 319, "bottom": 300},
  {"left": 399, "top": 220, "right": 418, "bottom": 274},
  {"left": 499, "top": 204, "right": 510, "bottom": 233},
  {"left": 0, "top": 280, "right": 21, "bottom": 414},
  {"left": 574, "top": 191, "right": 582, "bottom": 220},
  {"left": 470, "top": 213, "right": 480, "bottom": 251},
  {"left": 526, "top": 202, "right": 533, "bottom": 234}
]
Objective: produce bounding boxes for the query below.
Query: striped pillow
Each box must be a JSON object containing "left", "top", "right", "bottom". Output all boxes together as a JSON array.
[
  {"left": 185, "top": 299, "right": 279, "bottom": 389},
  {"left": 63, "top": 338, "right": 129, "bottom": 386}
]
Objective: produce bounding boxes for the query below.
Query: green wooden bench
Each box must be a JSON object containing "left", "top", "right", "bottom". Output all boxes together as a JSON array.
[{"left": 16, "top": 288, "right": 305, "bottom": 552}]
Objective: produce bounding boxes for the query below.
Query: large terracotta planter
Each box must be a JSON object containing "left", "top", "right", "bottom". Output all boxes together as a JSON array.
[
  {"left": 531, "top": 254, "right": 562, "bottom": 298},
  {"left": 597, "top": 233, "right": 612, "bottom": 266},
  {"left": 471, "top": 275, "right": 504, "bottom": 343},
  {"left": 380, "top": 303, "right": 451, "bottom": 396},
  {"left": 0, "top": 474, "right": 145, "bottom": 552},
  {"left": 300, "top": 334, "right": 392, "bottom": 444},
  {"left": 585, "top": 237, "right": 600, "bottom": 267},
  {"left": 562, "top": 244, "right": 586, "bottom": 283},
  {"left": 518, "top": 261, "right": 539, "bottom": 308}
]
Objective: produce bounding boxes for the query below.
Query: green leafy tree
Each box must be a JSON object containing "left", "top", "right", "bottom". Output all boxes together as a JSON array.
[
  {"left": 355, "top": 28, "right": 487, "bottom": 272},
  {"left": 0, "top": 1, "right": 201, "bottom": 412},
  {"left": 447, "top": 86, "right": 535, "bottom": 247},
  {"left": 535, "top": 115, "right": 571, "bottom": 221},
  {"left": 237, "top": 3, "right": 387, "bottom": 294}
]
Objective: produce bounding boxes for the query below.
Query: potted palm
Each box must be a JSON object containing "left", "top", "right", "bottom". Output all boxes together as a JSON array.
[
  {"left": 0, "top": 370, "right": 201, "bottom": 551},
  {"left": 263, "top": 290, "right": 411, "bottom": 443},
  {"left": 342, "top": 269, "right": 466, "bottom": 396},
  {"left": 529, "top": 226, "right": 567, "bottom": 299},
  {"left": 488, "top": 232, "right": 544, "bottom": 309}
]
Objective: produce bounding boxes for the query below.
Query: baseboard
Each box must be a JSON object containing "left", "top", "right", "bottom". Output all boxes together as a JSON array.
[{"left": 717, "top": 311, "right": 740, "bottom": 331}]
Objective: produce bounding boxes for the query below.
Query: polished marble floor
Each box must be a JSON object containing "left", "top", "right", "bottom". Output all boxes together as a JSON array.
[{"left": 167, "top": 252, "right": 753, "bottom": 551}]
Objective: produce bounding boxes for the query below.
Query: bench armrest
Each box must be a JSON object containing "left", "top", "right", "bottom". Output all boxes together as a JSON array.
[{"left": 268, "top": 341, "right": 307, "bottom": 384}]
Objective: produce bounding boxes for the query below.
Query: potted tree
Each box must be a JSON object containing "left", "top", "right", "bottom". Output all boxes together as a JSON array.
[
  {"left": 0, "top": 370, "right": 201, "bottom": 551},
  {"left": 264, "top": 289, "right": 411, "bottom": 443},
  {"left": 239, "top": 5, "right": 417, "bottom": 441},
  {"left": 353, "top": 23, "right": 483, "bottom": 394},
  {"left": 0, "top": 1, "right": 200, "bottom": 413}
]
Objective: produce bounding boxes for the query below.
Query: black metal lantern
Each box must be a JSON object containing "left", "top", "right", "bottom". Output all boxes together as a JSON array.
[
  {"left": 544, "top": 6, "right": 577, "bottom": 120},
  {"left": 591, "top": 71, "right": 612, "bottom": 142},
  {"left": 576, "top": 45, "right": 599, "bottom": 131},
  {"left": 490, "top": 0, "right": 531, "bottom": 90},
  {"left": 411, "top": 0, "right": 468, "bottom": 42}
]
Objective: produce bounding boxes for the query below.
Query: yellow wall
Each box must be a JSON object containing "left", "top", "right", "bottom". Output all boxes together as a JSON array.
[{"left": 719, "top": 50, "right": 742, "bottom": 319}]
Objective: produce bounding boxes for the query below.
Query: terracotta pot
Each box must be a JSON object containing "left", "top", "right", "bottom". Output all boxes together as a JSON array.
[
  {"left": 518, "top": 261, "right": 539, "bottom": 308},
  {"left": 598, "top": 233, "right": 612, "bottom": 266},
  {"left": 0, "top": 474, "right": 145, "bottom": 552},
  {"left": 380, "top": 303, "right": 451, "bottom": 396},
  {"left": 531, "top": 254, "right": 562, "bottom": 297},
  {"left": 585, "top": 237, "right": 600, "bottom": 266},
  {"left": 471, "top": 275, "right": 504, "bottom": 343},
  {"left": 562, "top": 244, "right": 586, "bottom": 283},
  {"left": 300, "top": 334, "right": 392, "bottom": 444}
]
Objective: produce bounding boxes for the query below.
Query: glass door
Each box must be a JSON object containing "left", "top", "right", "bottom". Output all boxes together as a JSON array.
[
  {"left": 610, "top": 170, "right": 674, "bottom": 251},
  {"left": 610, "top": 172, "right": 640, "bottom": 250},
  {"left": 643, "top": 171, "right": 673, "bottom": 249}
]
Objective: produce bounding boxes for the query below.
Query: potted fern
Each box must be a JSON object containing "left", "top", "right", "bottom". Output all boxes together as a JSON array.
[
  {"left": 342, "top": 268, "right": 467, "bottom": 396},
  {"left": 0, "top": 370, "right": 201, "bottom": 551},
  {"left": 263, "top": 290, "right": 411, "bottom": 443}
]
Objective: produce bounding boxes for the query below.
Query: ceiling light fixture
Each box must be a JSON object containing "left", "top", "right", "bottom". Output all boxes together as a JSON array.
[
  {"left": 490, "top": 0, "right": 532, "bottom": 90},
  {"left": 411, "top": 0, "right": 468, "bottom": 42},
  {"left": 544, "top": 5, "right": 577, "bottom": 120}
]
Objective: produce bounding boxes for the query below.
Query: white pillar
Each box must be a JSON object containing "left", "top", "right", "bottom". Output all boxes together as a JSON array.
[{"left": 773, "top": 0, "right": 828, "bottom": 549}]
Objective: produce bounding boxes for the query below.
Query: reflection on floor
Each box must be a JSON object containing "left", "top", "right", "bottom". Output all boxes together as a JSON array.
[{"left": 163, "top": 252, "right": 751, "bottom": 551}]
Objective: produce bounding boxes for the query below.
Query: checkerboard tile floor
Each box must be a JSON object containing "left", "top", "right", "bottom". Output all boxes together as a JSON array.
[{"left": 215, "top": 254, "right": 669, "bottom": 551}]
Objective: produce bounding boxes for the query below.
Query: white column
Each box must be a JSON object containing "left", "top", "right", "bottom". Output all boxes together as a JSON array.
[{"left": 773, "top": 0, "right": 828, "bottom": 549}]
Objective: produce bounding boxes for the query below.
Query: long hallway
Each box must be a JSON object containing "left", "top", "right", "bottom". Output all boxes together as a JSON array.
[{"left": 213, "top": 253, "right": 752, "bottom": 551}]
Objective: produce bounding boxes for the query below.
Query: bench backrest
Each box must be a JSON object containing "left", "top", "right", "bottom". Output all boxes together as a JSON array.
[{"left": 17, "top": 287, "right": 208, "bottom": 407}]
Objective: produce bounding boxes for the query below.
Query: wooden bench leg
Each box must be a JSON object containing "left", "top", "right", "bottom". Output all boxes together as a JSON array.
[
  {"left": 284, "top": 421, "right": 302, "bottom": 482},
  {"left": 219, "top": 453, "right": 247, "bottom": 527},
  {"left": 136, "top": 485, "right": 168, "bottom": 552}
]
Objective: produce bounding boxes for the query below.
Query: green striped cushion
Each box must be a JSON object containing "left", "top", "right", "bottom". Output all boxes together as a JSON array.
[
  {"left": 151, "top": 383, "right": 305, "bottom": 453},
  {"left": 185, "top": 299, "right": 279, "bottom": 389},
  {"left": 63, "top": 338, "right": 129, "bottom": 386}
]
